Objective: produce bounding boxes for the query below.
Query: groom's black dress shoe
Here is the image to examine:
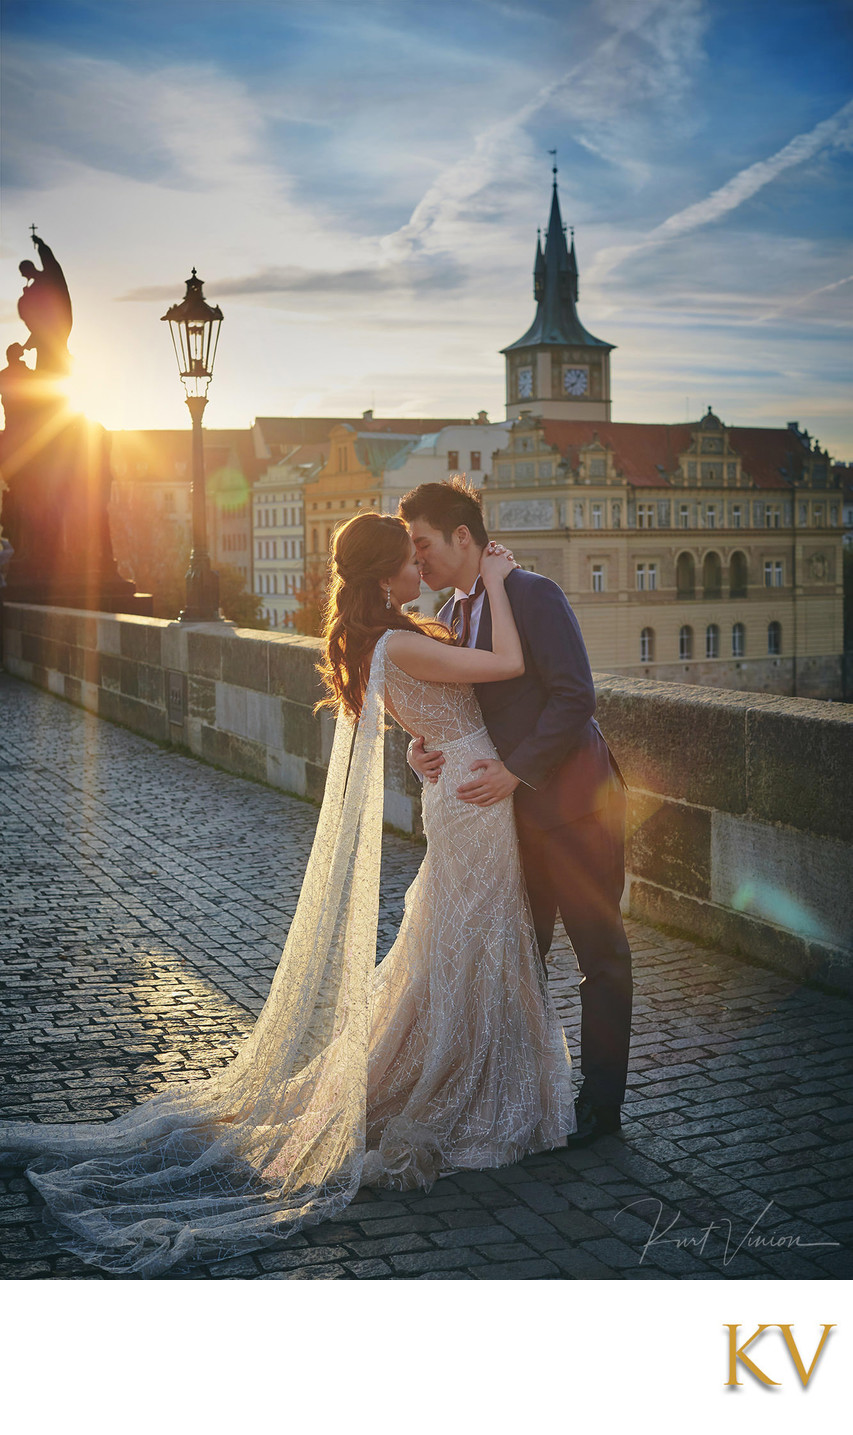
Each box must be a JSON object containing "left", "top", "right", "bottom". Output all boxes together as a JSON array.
[{"left": 565, "top": 1095, "right": 622, "bottom": 1148}]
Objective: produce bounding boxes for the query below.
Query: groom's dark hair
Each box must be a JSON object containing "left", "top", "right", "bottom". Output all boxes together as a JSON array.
[{"left": 398, "top": 476, "right": 488, "bottom": 548}]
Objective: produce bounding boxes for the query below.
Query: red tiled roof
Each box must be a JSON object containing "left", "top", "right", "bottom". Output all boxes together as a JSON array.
[
  {"left": 108, "top": 428, "right": 261, "bottom": 483},
  {"left": 537, "top": 419, "right": 813, "bottom": 489},
  {"left": 281, "top": 441, "right": 330, "bottom": 466},
  {"left": 253, "top": 415, "right": 469, "bottom": 447}
]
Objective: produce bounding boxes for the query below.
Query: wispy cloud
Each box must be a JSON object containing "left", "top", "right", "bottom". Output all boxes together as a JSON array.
[
  {"left": 381, "top": 0, "right": 709, "bottom": 262},
  {"left": 592, "top": 96, "right": 853, "bottom": 279},
  {"left": 753, "top": 273, "right": 853, "bottom": 325},
  {"left": 119, "top": 257, "right": 465, "bottom": 302}
]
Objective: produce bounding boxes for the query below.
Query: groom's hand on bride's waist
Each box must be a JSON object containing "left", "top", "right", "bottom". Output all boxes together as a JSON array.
[
  {"left": 457, "top": 758, "right": 520, "bottom": 806},
  {"left": 408, "top": 735, "right": 445, "bottom": 784}
]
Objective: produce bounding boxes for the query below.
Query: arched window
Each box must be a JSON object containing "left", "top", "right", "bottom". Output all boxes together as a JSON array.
[
  {"left": 702, "top": 551, "right": 722, "bottom": 599},
  {"left": 729, "top": 551, "right": 748, "bottom": 599},
  {"left": 679, "top": 625, "right": 693, "bottom": 660},
  {"left": 676, "top": 552, "right": 695, "bottom": 598},
  {"left": 768, "top": 621, "right": 781, "bottom": 655},
  {"left": 732, "top": 622, "right": 745, "bottom": 658},
  {"left": 640, "top": 627, "right": 654, "bottom": 663},
  {"left": 706, "top": 623, "right": 720, "bottom": 658}
]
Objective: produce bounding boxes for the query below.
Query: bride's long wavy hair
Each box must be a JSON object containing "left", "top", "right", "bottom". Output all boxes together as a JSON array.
[{"left": 317, "top": 511, "right": 453, "bottom": 720}]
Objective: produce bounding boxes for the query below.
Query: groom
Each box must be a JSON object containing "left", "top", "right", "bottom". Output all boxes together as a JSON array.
[{"left": 399, "top": 477, "right": 633, "bottom": 1147}]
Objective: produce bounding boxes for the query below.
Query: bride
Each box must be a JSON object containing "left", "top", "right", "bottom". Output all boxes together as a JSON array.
[{"left": 0, "top": 511, "right": 574, "bottom": 1277}]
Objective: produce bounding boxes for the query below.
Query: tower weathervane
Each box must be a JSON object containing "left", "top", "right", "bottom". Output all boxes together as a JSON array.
[{"left": 548, "top": 148, "right": 557, "bottom": 181}]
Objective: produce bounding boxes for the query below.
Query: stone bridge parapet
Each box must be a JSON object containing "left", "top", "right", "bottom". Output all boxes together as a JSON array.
[{"left": 3, "top": 602, "right": 850, "bottom": 991}]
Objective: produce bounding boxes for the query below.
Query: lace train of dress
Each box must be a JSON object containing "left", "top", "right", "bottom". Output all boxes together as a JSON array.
[{"left": 0, "top": 632, "right": 574, "bottom": 1275}]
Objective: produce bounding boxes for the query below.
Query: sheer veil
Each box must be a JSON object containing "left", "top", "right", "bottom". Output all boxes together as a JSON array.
[{"left": 0, "top": 634, "right": 391, "bottom": 1276}]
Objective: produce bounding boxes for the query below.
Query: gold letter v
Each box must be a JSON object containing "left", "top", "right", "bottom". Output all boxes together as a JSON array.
[{"left": 777, "top": 1325, "right": 836, "bottom": 1387}]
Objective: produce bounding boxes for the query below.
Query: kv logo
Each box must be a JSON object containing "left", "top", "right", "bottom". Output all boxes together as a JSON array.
[{"left": 725, "top": 1324, "right": 836, "bottom": 1387}]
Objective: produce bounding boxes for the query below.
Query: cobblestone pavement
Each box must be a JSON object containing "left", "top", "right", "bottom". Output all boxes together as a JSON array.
[{"left": 1, "top": 671, "right": 851, "bottom": 1281}]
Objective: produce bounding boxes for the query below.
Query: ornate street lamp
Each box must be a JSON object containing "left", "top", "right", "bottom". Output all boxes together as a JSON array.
[{"left": 162, "top": 269, "right": 224, "bottom": 623}]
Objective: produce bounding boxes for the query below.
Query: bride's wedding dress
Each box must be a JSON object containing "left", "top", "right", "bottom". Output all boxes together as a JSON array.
[{"left": 0, "top": 632, "right": 574, "bottom": 1276}]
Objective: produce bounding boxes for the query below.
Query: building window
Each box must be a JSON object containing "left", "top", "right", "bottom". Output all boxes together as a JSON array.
[
  {"left": 679, "top": 625, "right": 693, "bottom": 660},
  {"left": 640, "top": 627, "right": 654, "bottom": 663},
  {"left": 497, "top": 463, "right": 511, "bottom": 481},
  {"left": 814, "top": 505, "right": 824, "bottom": 525},
  {"left": 648, "top": 563, "right": 657, "bottom": 591},
  {"left": 732, "top": 622, "right": 745, "bottom": 658},
  {"left": 592, "top": 504, "right": 603, "bottom": 529},
  {"left": 592, "top": 564, "right": 604, "bottom": 593},
  {"left": 538, "top": 461, "right": 553, "bottom": 479},
  {"left": 470, "top": 451, "right": 481, "bottom": 471},
  {"left": 705, "top": 506, "right": 716, "bottom": 529},
  {"left": 726, "top": 463, "right": 737, "bottom": 481},
  {"left": 706, "top": 623, "right": 720, "bottom": 659},
  {"left": 676, "top": 551, "right": 696, "bottom": 598},
  {"left": 679, "top": 505, "right": 690, "bottom": 528},
  {"left": 764, "top": 561, "right": 773, "bottom": 587},
  {"left": 589, "top": 457, "right": 606, "bottom": 478},
  {"left": 517, "top": 462, "right": 535, "bottom": 480},
  {"left": 765, "top": 507, "right": 780, "bottom": 528},
  {"left": 729, "top": 551, "right": 748, "bottom": 598},
  {"left": 636, "top": 564, "right": 645, "bottom": 591},
  {"left": 732, "top": 505, "right": 742, "bottom": 528},
  {"left": 768, "top": 621, "right": 781, "bottom": 655},
  {"left": 765, "top": 561, "right": 783, "bottom": 588},
  {"left": 798, "top": 502, "right": 808, "bottom": 525},
  {"left": 703, "top": 551, "right": 722, "bottom": 599},
  {"left": 637, "top": 504, "right": 654, "bottom": 529},
  {"left": 831, "top": 506, "right": 839, "bottom": 526},
  {"left": 447, "top": 450, "right": 459, "bottom": 471},
  {"left": 688, "top": 462, "right": 697, "bottom": 479}
]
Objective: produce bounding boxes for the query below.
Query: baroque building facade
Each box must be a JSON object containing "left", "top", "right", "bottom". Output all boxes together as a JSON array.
[
  {"left": 252, "top": 442, "right": 326, "bottom": 628},
  {"left": 484, "top": 179, "right": 845, "bottom": 699}
]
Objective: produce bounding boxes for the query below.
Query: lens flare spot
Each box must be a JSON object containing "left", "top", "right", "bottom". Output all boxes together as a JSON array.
[{"left": 732, "top": 880, "right": 826, "bottom": 941}]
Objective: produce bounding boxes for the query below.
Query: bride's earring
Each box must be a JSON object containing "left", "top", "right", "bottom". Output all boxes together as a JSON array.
[{"left": 385, "top": 585, "right": 392, "bottom": 610}]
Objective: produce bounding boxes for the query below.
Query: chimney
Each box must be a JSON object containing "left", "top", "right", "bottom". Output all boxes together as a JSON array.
[
  {"left": 362, "top": 409, "right": 374, "bottom": 421},
  {"left": 477, "top": 410, "right": 488, "bottom": 424}
]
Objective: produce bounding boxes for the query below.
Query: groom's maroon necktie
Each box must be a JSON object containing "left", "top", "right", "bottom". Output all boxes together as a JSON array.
[{"left": 451, "top": 577, "right": 485, "bottom": 647}]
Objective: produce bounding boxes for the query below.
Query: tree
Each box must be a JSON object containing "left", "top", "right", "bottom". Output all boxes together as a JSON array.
[
  {"left": 292, "top": 568, "right": 328, "bottom": 637},
  {"left": 108, "top": 485, "right": 190, "bottom": 618},
  {"left": 218, "top": 563, "right": 268, "bottom": 629}
]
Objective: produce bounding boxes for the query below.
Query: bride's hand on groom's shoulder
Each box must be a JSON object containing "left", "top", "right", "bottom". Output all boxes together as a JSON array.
[{"left": 480, "top": 542, "right": 517, "bottom": 585}]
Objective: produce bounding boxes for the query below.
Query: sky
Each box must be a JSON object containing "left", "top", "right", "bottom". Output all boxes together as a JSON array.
[{"left": 1, "top": 0, "right": 852, "bottom": 456}]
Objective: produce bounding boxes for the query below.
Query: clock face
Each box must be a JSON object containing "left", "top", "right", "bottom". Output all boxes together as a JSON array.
[
  {"left": 563, "top": 366, "right": 589, "bottom": 396},
  {"left": 517, "top": 366, "right": 533, "bottom": 399}
]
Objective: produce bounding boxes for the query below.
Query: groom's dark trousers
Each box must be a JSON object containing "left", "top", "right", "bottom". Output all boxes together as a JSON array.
[{"left": 440, "top": 566, "right": 633, "bottom": 1110}]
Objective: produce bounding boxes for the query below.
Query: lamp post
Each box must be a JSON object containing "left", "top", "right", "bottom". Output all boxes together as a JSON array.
[{"left": 162, "top": 269, "right": 224, "bottom": 623}]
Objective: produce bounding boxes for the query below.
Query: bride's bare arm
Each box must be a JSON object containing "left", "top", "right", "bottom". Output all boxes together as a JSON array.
[{"left": 386, "top": 550, "right": 523, "bottom": 684}]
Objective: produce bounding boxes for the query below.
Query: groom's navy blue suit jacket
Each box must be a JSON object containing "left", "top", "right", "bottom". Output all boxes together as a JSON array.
[{"left": 438, "top": 567, "right": 627, "bottom": 832}]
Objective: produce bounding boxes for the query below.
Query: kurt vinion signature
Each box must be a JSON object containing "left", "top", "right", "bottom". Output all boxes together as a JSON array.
[{"left": 615, "top": 1198, "right": 842, "bottom": 1266}]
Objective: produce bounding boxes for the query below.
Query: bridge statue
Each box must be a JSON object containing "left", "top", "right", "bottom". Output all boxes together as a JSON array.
[
  {"left": 0, "top": 231, "right": 151, "bottom": 615},
  {"left": 18, "top": 234, "right": 74, "bottom": 376}
]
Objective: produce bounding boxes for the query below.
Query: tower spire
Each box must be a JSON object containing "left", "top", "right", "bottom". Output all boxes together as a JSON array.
[
  {"left": 501, "top": 173, "right": 614, "bottom": 422},
  {"left": 504, "top": 172, "right": 607, "bottom": 352}
]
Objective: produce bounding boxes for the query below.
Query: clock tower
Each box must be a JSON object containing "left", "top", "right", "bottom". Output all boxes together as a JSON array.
[{"left": 502, "top": 173, "right": 614, "bottom": 421}]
